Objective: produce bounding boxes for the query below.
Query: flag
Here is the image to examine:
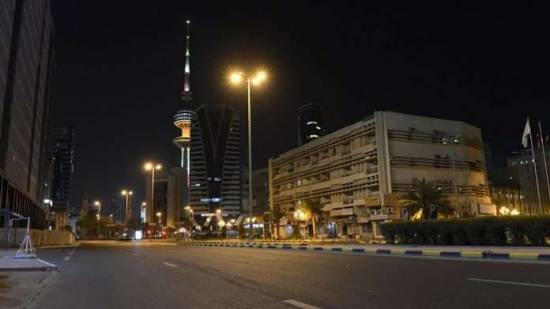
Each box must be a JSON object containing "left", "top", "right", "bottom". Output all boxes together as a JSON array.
[{"left": 522, "top": 118, "right": 531, "bottom": 148}]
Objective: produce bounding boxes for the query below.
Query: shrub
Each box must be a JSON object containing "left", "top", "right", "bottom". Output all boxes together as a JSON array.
[{"left": 380, "top": 216, "right": 550, "bottom": 246}]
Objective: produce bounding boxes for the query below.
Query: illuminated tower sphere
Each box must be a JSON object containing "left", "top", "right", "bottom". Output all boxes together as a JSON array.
[{"left": 173, "top": 19, "right": 193, "bottom": 169}]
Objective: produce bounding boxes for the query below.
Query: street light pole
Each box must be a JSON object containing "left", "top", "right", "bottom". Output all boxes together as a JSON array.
[
  {"left": 144, "top": 162, "right": 162, "bottom": 239},
  {"left": 229, "top": 69, "right": 267, "bottom": 240},
  {"left": 246, "top": 77, "right": 253, "bottom": 240}
]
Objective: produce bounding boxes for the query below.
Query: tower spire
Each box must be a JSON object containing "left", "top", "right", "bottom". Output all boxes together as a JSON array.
[{"left": 182, "top": 19, "right": 192, "bottom": 102}]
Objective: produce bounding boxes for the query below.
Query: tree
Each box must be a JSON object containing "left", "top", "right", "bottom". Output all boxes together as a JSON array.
[
  {"left": 402, "top": 178, "right": 453, "bottom": 220},
  {"left": 271, "top": 204, "right": 286, "bottom": 239},
  {"left": 302, "top": 200, "right": 323, "bottom": 238}
]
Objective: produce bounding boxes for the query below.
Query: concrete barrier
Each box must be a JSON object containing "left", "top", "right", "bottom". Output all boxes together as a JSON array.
[{"left": 0, "top": 228, "right": 75, "bottom": 248}]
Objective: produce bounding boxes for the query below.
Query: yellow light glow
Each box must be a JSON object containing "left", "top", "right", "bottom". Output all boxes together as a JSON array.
[
  {"left": 293, "top": 208, "right": 309, "bottom": 221},
  {"left": 94, "top": 201, "right": 100, "bottom": 206},
  {"left": 229, "top": 71, "right": 243, "bottom": 84},
  {"left": 510, "top": 209, "right": 520, "bottom": 216},
  {"left": 156, "top": 212, "right": 162, "bottom": 217},
  {"left": 216, "top": 209, "right": 222, "bottom": 214},
  {"left": 155, "top": 164, "right": 162, "bottom": 170},
  {"left": 499, "top": 206, "right": 510, "bottom": 216},
  {"left": 129, "top": 191, "right": 133, "bottom": 195},
  {"left": 255, "top": 70, "right": 267, "bottom": 82},
  {"left": 144, "top": 162, "right": 153, "bottom": 171},
  {"left": 121, "top": 190, "right": 127, "bottom": 196},
  {"left": 142, "top": 202, "right": 147, "bottom": 206}
]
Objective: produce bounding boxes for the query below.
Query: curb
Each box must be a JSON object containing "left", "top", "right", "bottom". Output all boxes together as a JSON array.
[
  {"left": 177, "top": 241, "right": 550, "bottom": 262},
  {"left": 37, "top": 244, "right": 79, "bottom": 250}
]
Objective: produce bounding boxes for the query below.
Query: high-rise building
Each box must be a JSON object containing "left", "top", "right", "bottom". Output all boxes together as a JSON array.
[
  {"left": 48, "top": 123, "right": 75, "bottom": 230},
  {"left": 297, "top": 103, "right": 324, "bottom": 145},
  {"left": 507, "top": 145, "right": 550, "bottom": 215},
  {"left": 0, "top": 0, "right": 55, "bottom": 228},
  {"left": 269, "top": 111, "right": 494, "bottom": 240},
  {"left": 242, "top": 167, "right": 269, "bottom": 216},
  {"left": 190, "top": 104, "right": 242, "bottom": 225},
  {"left": 50, "top": 123, "right": 75, "bottom": 213}
]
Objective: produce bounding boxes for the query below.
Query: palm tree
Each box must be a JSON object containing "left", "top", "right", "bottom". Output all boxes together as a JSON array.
[
  {"left": 271, "top": 204, "right": 286, "bottom": 239},
  {"left": 402, "top": 178, "right": 453, "bottom": 220},
  {"left": 302, "top": 200, "right": 323, "bottom": 238}
]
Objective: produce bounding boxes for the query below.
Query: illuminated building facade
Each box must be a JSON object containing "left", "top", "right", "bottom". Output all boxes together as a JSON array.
[
  {"left": 269, "top": 111, "right": 494, "bottom": 240},
  {"left": 189, "top": 104, "right": 242, "bottom": 225}
]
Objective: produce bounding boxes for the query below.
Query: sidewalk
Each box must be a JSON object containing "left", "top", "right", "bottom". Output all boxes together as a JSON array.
[
  {"left": 177, "top": 240, "right": 550, "bottom": 262},
  {"left": 0, "top": 256, "right": 57, "bottom": 272},
  {"left": 0, "top": 249, "right": 58, "bottom": 272}
]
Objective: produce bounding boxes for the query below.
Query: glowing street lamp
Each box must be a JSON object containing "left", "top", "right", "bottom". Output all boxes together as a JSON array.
[
  {"left": 228, "top": 68, "right": 268, "bottom": 239},
  {"left": 94, "top": 200, "right": 101, "bottom": 217},
  {"left": 121, "top": 189, "right": 133, "bottom": 224},
  {"left": 143, "top": 162, "right": 162, "bottom": 223}
]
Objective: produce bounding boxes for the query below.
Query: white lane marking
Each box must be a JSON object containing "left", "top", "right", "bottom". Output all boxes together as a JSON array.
[
  {"left": 282, "top": 299, "right": 321, "bottom": 309},
  {"left": 64, "top": 256, "right": 71, "bottom": 261},
  {"left": 68, "top": 249, "right": 75, "bottom": 256},
  {"left": 162, "top": 262, "right": 177, "bottom": 268},
  {"left": 132, "top": 253, "right": 138, "bottom": 256},
  {"left": 468, "top": 278, "right": 550, "bottom": 289}
]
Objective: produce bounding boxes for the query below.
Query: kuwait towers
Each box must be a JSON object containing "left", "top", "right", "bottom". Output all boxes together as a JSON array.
[{"left": 173, "top": 20, "right": 193, "bottom": 201}]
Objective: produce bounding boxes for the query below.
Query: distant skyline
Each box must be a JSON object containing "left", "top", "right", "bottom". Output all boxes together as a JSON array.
[{"left": 50, "top": 1, "right": 550, "bottom": 210}]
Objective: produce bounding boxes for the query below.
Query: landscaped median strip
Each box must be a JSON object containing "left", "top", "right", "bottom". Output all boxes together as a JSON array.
[{"left": 177, "top": 242, "right": 550, "bottom": 262}]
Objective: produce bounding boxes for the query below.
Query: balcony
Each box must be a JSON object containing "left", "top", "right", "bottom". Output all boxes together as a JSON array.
[{"left": 330, "top": 207, "right": 354, "bottom": 217}]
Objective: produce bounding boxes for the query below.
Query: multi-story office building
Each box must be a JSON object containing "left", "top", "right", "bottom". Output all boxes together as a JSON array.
[
  {"left": 242, "top": 167, "right": 269, "bottom": 216},
  {"left": 297, "top": 103, "right": 324, "bottom": 145},
  {"left": 0, "top": 0, "right": 55, "bottom": 228},
  {"left": 50, "top": 124, "right": 75, "bottom": 213},
  {"left": 46, "top": 123, "right": 75, "bottom": 230},
  {"left": 507, "top": 146, "right": 550, "bottom": 215},
  {"left": 269, "top": 111, "right": 494, "bottom": 240},
  {"left": 144, "top": 167, "right": 187, "bottom": 229},
  {"left": 189, "top": 104, "right": 242, "bottom": 225}
]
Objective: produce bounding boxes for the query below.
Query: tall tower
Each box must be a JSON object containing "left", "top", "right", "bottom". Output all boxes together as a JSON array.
[
  {"left": 297, "top": 103, "right": 324, "bottom": 145},
  {"left": 173, "top": 19, "right": 193, "bottom": 173}
]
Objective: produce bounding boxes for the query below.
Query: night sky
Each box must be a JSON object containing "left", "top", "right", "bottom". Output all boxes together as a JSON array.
[{"left": 50, "top": 1, "right": 550, "bottom": 215}]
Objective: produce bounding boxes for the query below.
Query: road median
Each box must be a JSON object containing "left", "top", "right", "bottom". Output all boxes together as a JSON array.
[{"left": 177, "top": 240, "right": 550, "bottom": 262}]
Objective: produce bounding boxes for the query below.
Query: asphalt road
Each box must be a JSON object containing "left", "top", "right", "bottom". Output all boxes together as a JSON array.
[{"left": 29, "top": 241, "right": 550, "bottom": 309}]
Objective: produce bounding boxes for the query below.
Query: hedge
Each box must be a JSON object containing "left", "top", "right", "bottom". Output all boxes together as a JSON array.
[{"left": 380, "top": 216, "right": 550, "bottom": 246}]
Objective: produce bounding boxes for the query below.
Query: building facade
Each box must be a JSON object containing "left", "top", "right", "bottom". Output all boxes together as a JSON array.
[
  {"left": 0, "top": 0, "right": 54, "bottom": 228},
  {"left": 297, "top": 103, "right": 324, "bottom": 145},
  {"left": 50, "top": 123, "right": 75, "bottom": 218},
  {"left": 242, "top": 167, "right": 269, "bottom": 216},
  {"left": 507, "top": 146, "right": 550, "bottom": 214},
  {"left": 189, "top": 104, "right": 241, "bottom": 225},
  {"left": 269, "top": 111, "right": 494, "bottom": 240}
]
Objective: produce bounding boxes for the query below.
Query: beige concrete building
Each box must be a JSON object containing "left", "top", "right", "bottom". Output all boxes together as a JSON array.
[{"left": 269, "top": 111, "right": 495, "bottom": 240}]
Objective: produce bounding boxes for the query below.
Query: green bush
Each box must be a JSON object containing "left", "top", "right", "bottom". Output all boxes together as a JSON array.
[{"left": 380, "top": 216, "right": 550, "bottom": 246}]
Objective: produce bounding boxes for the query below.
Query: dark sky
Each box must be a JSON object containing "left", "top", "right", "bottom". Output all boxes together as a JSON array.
[{"left": 50, "top": 1, "right": 550, "bottom": 215}]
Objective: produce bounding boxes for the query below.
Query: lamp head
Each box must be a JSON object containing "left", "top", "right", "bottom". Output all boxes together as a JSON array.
[
  {"left": 251, "top": 70, "right": 267, "bottom": 86},
  {"left": 144, "top": 162, "right": 153, "bottom": 171},
  {"left": 229, "top": 71, "right": 243, "bottom": 85}
]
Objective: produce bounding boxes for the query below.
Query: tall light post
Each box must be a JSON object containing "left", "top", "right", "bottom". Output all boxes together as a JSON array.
[
  {"left": 229, "top": 69, "right": 268, "bottom": 239},
  {"left": 143, "top": 162, "right": 162, "bottom": 224},
  {"left": 156, "top": 211, "right": 162, "bottom": 238},
  {"left": 94, "top": 200, "right": 101, "bottom": 238},
  {"left": 121, "top": 189, "right": 133, "bottom": 225},
  {"left": 94, "top": 200, "right": 101, "bottom": 217}
]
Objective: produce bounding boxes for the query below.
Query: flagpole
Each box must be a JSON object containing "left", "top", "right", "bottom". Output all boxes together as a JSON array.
[
  {"left": 529, "top": 126, "right": 543, "bottom": 214},
  {"left": 538, "top": 121, "right": 550, "bottom": 212}
]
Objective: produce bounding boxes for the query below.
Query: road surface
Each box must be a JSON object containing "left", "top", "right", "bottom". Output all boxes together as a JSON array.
[{"left": 29, "top": 241, "right": 550, "bottom": 308}]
